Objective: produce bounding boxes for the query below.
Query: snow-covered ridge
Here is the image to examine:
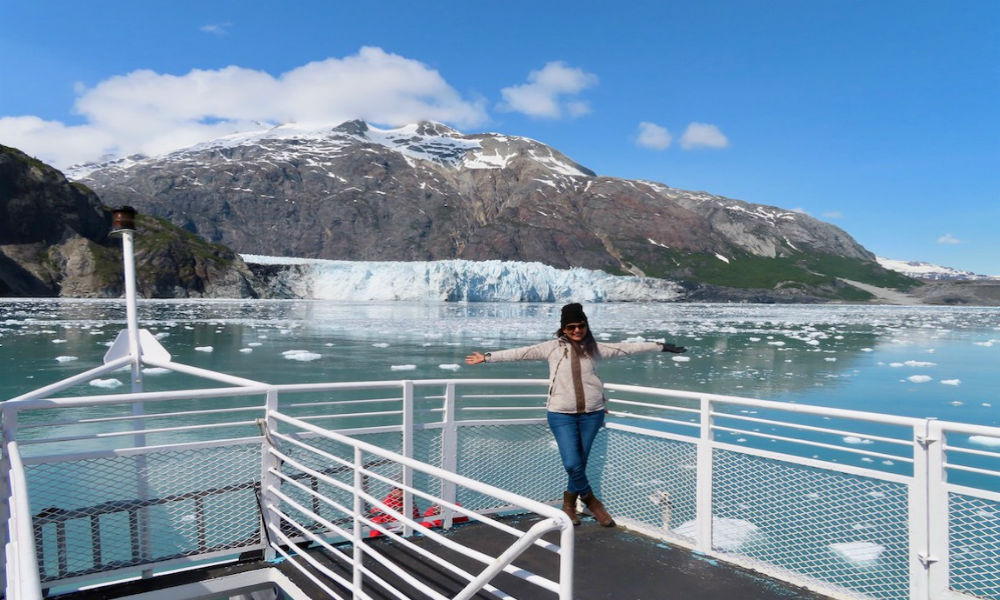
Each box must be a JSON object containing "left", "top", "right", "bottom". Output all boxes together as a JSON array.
[
  {"left": 241, "top": 255, "right": 683, "bottom": 302},
  {"left": 66, "top": 120, "right": 590, "bottom": 179},
  {"left": 877, "top": 257, "right": 996, "bottom": 280}
]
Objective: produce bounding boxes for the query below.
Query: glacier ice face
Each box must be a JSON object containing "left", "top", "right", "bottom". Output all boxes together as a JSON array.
[{"left": 242, "top": 255, "right": 684, "bottom": 302}]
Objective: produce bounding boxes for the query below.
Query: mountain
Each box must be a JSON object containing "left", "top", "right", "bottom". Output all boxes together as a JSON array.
[
  {"left": 71, "top": 120, "right": 916, "bottom": 302},
  {"left": 876, "top": 257, "right": 995, "bottom": 281},
  {"left": 0, "top": 145, "right": 258, "bottom": 298}
]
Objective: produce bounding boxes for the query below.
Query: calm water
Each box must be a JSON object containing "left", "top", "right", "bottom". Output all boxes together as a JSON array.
[{"left": 2, "top": 299, "right": 998, "bottom": 427}]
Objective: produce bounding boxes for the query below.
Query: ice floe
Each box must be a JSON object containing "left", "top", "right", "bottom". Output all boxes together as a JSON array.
[
  {"left": 195, "top": 346, "right": 214, "bottom": 352},
  {"left": 55, "top": 356, "right": 78, "bottom": 362},
  {"left": 142, "top": 367, "right": 171, "bottom": 375},
  {"left": 673, "top": 517, "right": 762, "bottom": 552},
  {"left": 970, "top": 435, "right": 1000, "bottom": 447},
  {"left": 89, "top": 378, "right": 123, "bottom": 388},
  {"left": 940, "top": 379, "right": 961, "bottom": 386},
  {"left": 391, "top": 364, "right": 417, "bottom": 371},
  {"left": 906, "top": 375, "right": 932, "bottom": 383},
  {"left": 282, "top": 350, "right": 322, "bottom": 362},
  {"left": 829, "top": 541, "right": 884, "bottom": 565},
  {"left": 438, "top": 364, "right": 461, "bottom": 371},
  {"left": 843, "top": 436, "right": 873, "bottom": 445}
]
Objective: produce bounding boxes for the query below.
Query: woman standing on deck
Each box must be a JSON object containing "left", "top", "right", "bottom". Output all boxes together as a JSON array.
[{"left": 465, "top": 303, "right": 687, "bottom": 527}]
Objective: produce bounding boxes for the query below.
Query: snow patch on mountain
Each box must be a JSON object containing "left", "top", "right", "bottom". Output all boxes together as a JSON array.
[
  {"left": 877, "top": 257, "right": 995, "bottom": 281},
  {"left": 242, "top": 255, "right": 684, "bottom": 302}
]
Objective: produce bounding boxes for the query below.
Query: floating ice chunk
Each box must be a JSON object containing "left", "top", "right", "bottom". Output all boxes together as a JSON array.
[
  {"left": 673, "top": 517, "right": 761, "bottom": 551},
  {"left": 889, "top": 362, "right": 903, "bottom": 367},
  {"left": 372, "top": 342, "right": 390, "bottom": 348},
  {"left": 950, "top": 400, "right": 963, "bottom": 406},
  {"left": 904, "top": 360, "right": 936, "bottom": 367},
  {"left": 973, "top": 341, "right": 994, "bottom": 347},
  {"left": 829, "top": 541, "right": 884, "bottom": 565},
  {"left": 247, "top": 342, "right": 263, "bottom": 347},
  {"left": 438, "top": 364, "right": 460, "bottom": 371},
  {"left": 861, "top": 348, "right": 873, "bottom": 352},
  {"left": 52, "top": 339, "right": 66, "bottom": 344},
  {"left": 970, "top": 435, "right": 1000, "bottom": 447},
  {"left": 907, "top": 375, "right": 932, "bottom": 383},
  {"left": 672, "top": 356, "right": 690, "bottom": 362},
  {"left": 748, "top": 337, "right": 761, "bottom": 342},
  {"left": 806, "top": 340, "right": 820, "bottom": 346},
  {"left": 142, "top": 367, "right": 170, "bottom": 375},
  {"left": 90, "top": 378, "right": 123, "bottom": 388},
  {"left": 824, "top": 357, "right": 837, "bottom": 362},
  {"left": 843, "top": 436, "right": 873, "bottom": 445},
  {"left": 940, "top": 379, "right": 961, "bottom": 386},
  {"left": 55, "top": 356, "right": 78, "bottom": 363},
  {"left": 283, "top": 350, "right": 321, "bottom": 362},
  {"left": 155, "top": 332, "right": 170, "bottom": 340},
  {"left": 391, "top": 364, "right": 417, "bottom": 371},
  {"left": 195, "top": 346, "right": 214, "bottom": 353},
  {"left": 867, "top": 491, "right": 886, "bottom": 498},
  {"left": 767, "top": 341, "right": 785, "bottom": 346},
  {"left": 239, "top": 348, "right": 253, "bottom": 353}
]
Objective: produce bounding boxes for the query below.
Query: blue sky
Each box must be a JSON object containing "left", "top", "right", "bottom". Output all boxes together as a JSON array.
[{"left": 2, "top": 1, "right": 997, "bottom": 275}]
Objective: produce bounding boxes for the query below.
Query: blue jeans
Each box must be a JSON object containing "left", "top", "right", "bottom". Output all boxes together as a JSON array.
[{"left": 547, "top": 410, "right": 606, "bottom": 496}]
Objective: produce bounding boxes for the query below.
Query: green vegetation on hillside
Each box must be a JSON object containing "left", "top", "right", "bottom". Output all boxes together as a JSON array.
[{"left": 632, "top": 247, "right": 920, "bottom": 300}]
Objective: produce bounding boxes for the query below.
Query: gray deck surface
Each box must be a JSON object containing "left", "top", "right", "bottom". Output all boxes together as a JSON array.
[
  {"left": 279, "top": 514, "right": 833, "bottom": 600},
  {"left": 53, "top": 515, "right": 834, "bottom": 599}
]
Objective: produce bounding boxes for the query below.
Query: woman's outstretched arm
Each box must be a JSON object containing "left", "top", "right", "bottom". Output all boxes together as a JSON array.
[{"left": 465, "top": 351, "right": 487, "bottom": 365}]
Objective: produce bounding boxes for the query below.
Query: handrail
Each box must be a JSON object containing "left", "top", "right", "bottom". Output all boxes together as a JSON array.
[{"left": 5, "top": 442, "right": 43, "bottom": 600}]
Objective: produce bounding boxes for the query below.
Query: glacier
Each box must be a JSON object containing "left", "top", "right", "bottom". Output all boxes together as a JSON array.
[{"left": 241, "top": 255, "right": 685, "bottom": 302}]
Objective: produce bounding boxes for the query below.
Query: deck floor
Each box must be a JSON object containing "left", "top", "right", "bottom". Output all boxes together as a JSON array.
[
  {"left": 278, "top": 514, "right": 834, "bottom": 600},
  {"left": 53, "top": 515, "right": 834, "bottom": 600}
]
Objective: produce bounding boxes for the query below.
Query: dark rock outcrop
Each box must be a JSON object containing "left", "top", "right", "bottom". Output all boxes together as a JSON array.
[{"left": 0, "top": 145, "right": 258, "bottom": 298}]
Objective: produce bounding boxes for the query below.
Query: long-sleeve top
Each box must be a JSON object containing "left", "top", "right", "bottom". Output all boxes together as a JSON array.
[{"left": 484, "top": 337, "right": 663, "bottom": 413}]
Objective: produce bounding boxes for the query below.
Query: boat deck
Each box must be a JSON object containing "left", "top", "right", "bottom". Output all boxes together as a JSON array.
[{"left": 54, "top": 515, "right": 832, "bottom": 600}]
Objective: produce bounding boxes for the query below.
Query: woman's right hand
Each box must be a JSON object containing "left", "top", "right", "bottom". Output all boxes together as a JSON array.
[{"left": 465, "top": 351, "right": 486, "bottom": 365}]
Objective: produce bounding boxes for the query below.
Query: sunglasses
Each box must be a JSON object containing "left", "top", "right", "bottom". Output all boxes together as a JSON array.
[{"left": 563, "top": 322, "right": 588, "bottom": 331}]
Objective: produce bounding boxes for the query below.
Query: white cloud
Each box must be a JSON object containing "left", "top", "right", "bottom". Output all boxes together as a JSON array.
[
  {"left": 636, "top": 122, "right": 672, "bottom": 150},
  {"left": 498, "top": 61, "right": 598, "bottom": 119},
  {"left": 0, "top": 47, "right": 488, "bottom": 169},
  {"left": 937, "top": 233, "right": 962, "bottom": 244},
  {"left": 679, "top": 122, "right": 729, "bottom": 150},
  {"left": 200, "top": 23, "right": 231, "bottom": 35}
]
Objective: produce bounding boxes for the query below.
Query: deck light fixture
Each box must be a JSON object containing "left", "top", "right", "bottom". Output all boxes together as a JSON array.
[{"left": 110, "top": 205, "right": 137, "bottom": 235}]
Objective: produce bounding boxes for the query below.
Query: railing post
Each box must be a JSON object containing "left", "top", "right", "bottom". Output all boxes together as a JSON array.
[
  {"left": 925, "top": 419, "right": 950, "bottom": 600},
  {"left": 695, "top": 396, "right": 714, "bottom": 552},
  {"left": 260, "top": 388, "right": 281, "bottom": 561},
  {"left": 0, "top": 406, "right": 17, "bottom": 593},
  {"left": 441, "top": 382, "right": 459, "bottom": 527},
  {"left": 910, "top": 419, "right": 932, "bottom": 600},
  {"left": 401, "top": 381, "right": 414, "bottom": 537},
  {"left": 352, "top": 447, "right": 364, "bottom": 597}
]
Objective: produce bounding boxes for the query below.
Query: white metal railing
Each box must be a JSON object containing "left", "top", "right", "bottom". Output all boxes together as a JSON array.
[{"left": 2, "top": 377, "right": 998, "bottom": 600}]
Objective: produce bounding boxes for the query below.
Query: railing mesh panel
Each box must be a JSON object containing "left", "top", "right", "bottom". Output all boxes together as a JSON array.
[
  {"left": 455, "top": 423, "right": 564, "bottom": 512},
  {"left": 600, "top": 429, "right": 698, "bottom": 539},
  {"left": 712, "top": 449, "right": 909, "bottom": 600},
  {"left": 949, "top": 492, "right": 1000, "bottom": 600},
  {"left": 27, "top": 443, "right": 262, "bottom": 582}
]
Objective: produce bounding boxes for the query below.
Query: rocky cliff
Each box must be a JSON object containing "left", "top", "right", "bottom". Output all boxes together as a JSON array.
[
  {"left": 0, "top": 145, "right": 258, "bottom": 298},
  {"left": 72, "top": 121, "right": 916, "bottom": 302}
]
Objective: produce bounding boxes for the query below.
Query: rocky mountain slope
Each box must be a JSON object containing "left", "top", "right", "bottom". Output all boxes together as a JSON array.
[
  {"left": 72, "top": 121, "right": 916, "bottom": 302},
  {"left": 0, "top": 145, "right": 258, "bottom": 298}
]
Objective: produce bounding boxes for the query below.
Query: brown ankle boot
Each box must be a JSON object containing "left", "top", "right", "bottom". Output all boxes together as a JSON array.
[
  {"left": 580, "top": 492, "right": 615, "bottom": 527},
  {"left": 562, "top": 491, "right": 580, "bottom": 526}
]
